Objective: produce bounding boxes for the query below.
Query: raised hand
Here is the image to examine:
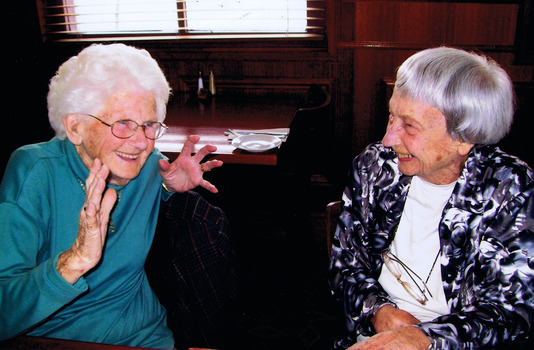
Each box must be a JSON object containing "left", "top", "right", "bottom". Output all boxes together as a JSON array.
[
  {"left": 159, "top": 135, "right": 223, "bottom": 193},
  {"left": 56, "top": 159, "right": 117, "bottom": 284}
]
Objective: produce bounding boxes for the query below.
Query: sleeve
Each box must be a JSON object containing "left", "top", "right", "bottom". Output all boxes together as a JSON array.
[
  {"left": 0, "top": 151, "right": 88, "bottom": 340},
  {"left": 328, "top": 147, "right": 397, "bottom": 343},
  {"left": 418, "top": 183, "right": 534, "bottom": 349}
]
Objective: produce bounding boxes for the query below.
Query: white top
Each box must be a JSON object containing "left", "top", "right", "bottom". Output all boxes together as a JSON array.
[{"left": 378, "top": 176, "right": 455, "bottom": 322}]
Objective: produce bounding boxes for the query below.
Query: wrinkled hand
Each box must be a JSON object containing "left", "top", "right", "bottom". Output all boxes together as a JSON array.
[
  {"left": 347, "top": 326, "right": 431, "bottom": 350},
  {"left": 56, "top": 159, "right": 117, "bottom": 284},
  {"left": 159, "top": 135, "right": 223, "bottom": 193},
  {"left": 372, "top": 304, "right": 421, "bottom": 333},
  {"left": 347, "top": 305, "right": 430, "bottom": 350}
]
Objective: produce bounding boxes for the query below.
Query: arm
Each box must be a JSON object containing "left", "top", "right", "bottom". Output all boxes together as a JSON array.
[
  {"left": 329, "top": 144, "right": 402, "bottom": 339},
  {"left": 0, "top": 158, "right": 116, "bottom": 339}
]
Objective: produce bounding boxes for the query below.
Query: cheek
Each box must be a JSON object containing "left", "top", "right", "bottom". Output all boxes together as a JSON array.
[
  {"left": 89, "top": 135, "right": 122, "bottom": 160},
  {"left": 82, "top": 128, "right": 103, "bottom": 158}
]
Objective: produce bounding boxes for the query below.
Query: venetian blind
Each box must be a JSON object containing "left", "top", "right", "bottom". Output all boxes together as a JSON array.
[{"left": 39, "top": 0, "right": 326, "bottom": 42}]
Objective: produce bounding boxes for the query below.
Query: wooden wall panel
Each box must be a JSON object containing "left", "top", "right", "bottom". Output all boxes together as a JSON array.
[
  {"left": 334, "top": 0, "right": 533, "bottom": 156},
  {"left": 353, "top": 1, "right": 451, "bottom": 44},
  {"left": 451, "top": 3, "right": 518, "bottom": 45},
  {"left": 339, "top": 1, "right": 518, "bottom": 47}
]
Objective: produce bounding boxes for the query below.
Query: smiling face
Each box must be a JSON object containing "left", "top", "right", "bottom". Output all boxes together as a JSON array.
[
  {"left": 382, "top": 91, "right": 474, "bottom": 185},
  {"left": 64, "top": 89, "right": 158, "bottom": 186}
]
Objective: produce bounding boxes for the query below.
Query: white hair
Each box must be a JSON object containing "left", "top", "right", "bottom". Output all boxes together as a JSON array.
[
  {"left": 395, "top": 47, "right": 515, "bottom": 145},
  {"left": 47, "top": 44, "right": 171, "bottom": 139}
]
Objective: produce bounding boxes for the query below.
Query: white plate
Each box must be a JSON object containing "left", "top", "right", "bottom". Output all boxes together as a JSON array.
[{"left": 232, "top": 134, "right": 282, "bottom": 152}]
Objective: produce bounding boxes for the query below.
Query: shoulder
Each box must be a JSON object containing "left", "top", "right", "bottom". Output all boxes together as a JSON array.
[
  {"left": 7, "top": 138, "right": 65, "bottom": 170},
  {"left": 465, "top": 146, "right": 533, "bottom": 192},
  {"left": 458, "top": 146, "right": 533, "bottom": 215},
  {"left": 1, "top": 138, "right": 66, "bottom": 201}
]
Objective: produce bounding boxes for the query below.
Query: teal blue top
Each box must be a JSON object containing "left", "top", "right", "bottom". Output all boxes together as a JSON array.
[{"left": 0, "top": 137, "right": 174, "bottom": 349}]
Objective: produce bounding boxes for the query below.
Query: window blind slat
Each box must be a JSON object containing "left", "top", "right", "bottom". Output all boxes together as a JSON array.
[{"left": 40, "top": 0, "right": 325, "bottom": 41}]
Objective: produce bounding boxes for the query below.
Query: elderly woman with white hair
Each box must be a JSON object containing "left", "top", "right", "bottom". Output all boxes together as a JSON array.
[
  {"left": 329, "top": 47, "right": 533, "bottom": 349},
  {"left": 0, "top": 44, "right": 222, "bottom": 348}
]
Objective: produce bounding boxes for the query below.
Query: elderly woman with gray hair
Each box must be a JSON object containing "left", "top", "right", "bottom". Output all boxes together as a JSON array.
[
  {"left": 0, "top": 44, "right": 222, "bottom": 348},
  {"left": 329, "top": 47, "right": 533, "bottom": 349}
]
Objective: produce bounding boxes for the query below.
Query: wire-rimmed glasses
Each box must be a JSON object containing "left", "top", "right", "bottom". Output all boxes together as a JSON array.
[
  {"left": 85, "top": 114, "right": 167, "bottom": 140},
  {"left": 382, "top": 249, "right": 434, "bottom": 305}
]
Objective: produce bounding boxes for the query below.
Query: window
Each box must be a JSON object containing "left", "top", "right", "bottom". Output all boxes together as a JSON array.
[{"left": 39, "top": 0, "right": 326, "bottom": 42}]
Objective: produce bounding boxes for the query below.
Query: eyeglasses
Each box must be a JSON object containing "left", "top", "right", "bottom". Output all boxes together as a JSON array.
[
  {"left": 382, "top": 249, "right": 435, "bottom": 305},
  {"left": 85, "top": 114, "right": 167, "bottom": 140}
]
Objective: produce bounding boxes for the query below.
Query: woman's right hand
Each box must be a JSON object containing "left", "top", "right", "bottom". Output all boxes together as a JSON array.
[{"left": 56, "top": 159, "right": 117, "bottom": 284}]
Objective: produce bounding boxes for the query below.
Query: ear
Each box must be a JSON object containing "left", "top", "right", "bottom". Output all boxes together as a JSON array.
[
  {"left": 62, "top": 114, "right": 84, "bottom": 145},
  {"left": 457, "top": 141, "right": 474, "bottom": 156}
]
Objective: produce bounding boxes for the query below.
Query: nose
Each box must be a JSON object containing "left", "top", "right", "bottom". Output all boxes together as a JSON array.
[
  {"left": 129, "top": 125, "right": 149, "bottom": 150},
  {"left": 382, "top": 115, "right": 401, "bottom": 147}
]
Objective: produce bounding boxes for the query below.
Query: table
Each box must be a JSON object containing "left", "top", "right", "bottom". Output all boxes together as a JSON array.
[
  {"left": 0, "top": 336, "right": 149, "bottom": 349},
  {"left": 155, "top": 94, "right": 300, "bottom": 166},
  {"left": 0, "top": 335, "right": 212, "bottom": 350}
]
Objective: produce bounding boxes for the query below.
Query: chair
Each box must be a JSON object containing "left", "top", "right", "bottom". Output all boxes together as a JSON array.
[
  {"left": 277, "top": 85, "right": 345, "bottom": 233},
  {"left": 326, "top": 200, "right": 342, "bottom": 259},
  {"left": 278, "top": 84, "right": 333, "bottom": 185}
]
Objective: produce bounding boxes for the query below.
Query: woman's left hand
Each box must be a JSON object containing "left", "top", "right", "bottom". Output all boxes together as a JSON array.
[
  {"left": 347, "top": 326, "right": 431, "bottom": 350},
  {"left": 159, "top": 135, "right": 223, "bottom": 193}
]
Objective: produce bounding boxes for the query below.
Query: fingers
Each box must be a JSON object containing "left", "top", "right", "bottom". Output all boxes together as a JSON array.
[
  {"left": 200, "top": 159, "right": 223, "bottom": 173},
  {"left": 200, "top": 179, "right": 219, "bottom": 194},
  {"left": 194, "top": 144, "right": 218, "bottom": 162},
  {"left": 99, "top": 188, "right": 117, "bottom": 234},
  {"left": 158, "top": 159, "right": 171, "bottom": 173},
  {"left": 84, "top": 161, "right": 110, "bottom": 216},
  {"left": 179, "top": 135, "right": 217, "bottom": 163},
  {"left": 180, "top": 135, "right": 201, "bottom": 157},
  {"left": 81, "top": 160, "right": 117, "bottom": 235}
]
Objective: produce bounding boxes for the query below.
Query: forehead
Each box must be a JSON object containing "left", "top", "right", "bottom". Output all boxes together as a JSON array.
[
  {"left": 389, "top": 91, "right": 446, "bottom": 127},
  {"left": 103, "top": 90, "right": 157, "bottom": 117}
]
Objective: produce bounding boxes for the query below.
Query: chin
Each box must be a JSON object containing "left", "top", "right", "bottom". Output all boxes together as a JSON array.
[
  {"left": 109, "top": 172, "right": 140, "bottom": 186},
  {"left": 397, "top": 165, "right": 418, "bottom": 177}
]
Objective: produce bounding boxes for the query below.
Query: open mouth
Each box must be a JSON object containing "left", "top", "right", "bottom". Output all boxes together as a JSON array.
[
  {"left": 115, "top": 151, "right": 139, "bottom": 160},
  {"left": 396, "top": 152, "right": 413, "bottom": 159}
]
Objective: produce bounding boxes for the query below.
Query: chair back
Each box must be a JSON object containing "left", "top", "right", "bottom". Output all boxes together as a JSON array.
[
  {"left": 278, "top": 84, "right": 332, "bottom": 178},
  {"left": 326, "top": 200, "right": 342, "bottom": 259}
]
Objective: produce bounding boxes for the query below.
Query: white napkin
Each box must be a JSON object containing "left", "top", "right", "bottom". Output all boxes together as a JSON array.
[{"left": 225, "top": 128, "right": 290, "bottom": 142}]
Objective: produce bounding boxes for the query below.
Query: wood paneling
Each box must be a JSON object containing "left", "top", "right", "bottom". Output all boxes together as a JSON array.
[
  {"left": 333, "top": 0, "right": 534, "bottom": 156},
  {"left": 340, "top": 2, "right": 518, "bottom": 47},
  {"left": 5, "top": 1, "right": 534, "bottom": 176}
]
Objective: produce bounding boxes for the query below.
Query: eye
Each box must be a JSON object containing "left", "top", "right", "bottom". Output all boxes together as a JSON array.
[
  {"left": 144, "top": 121, "right": 159, "bottom": 128},
  {"left": 403, "top": 121, "right": 419, "bottom": 134}
]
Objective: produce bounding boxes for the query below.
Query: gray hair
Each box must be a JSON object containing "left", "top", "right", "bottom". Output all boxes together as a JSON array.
[
  {"left": 47, "top": 44, "right": 171, "bottom": 139},
  {"left": 394, "top": 47, "right": 515, "bottom": 145}
]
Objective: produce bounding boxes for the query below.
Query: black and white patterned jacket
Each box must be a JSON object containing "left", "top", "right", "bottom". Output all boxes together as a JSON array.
[{"left": 329, "top": 142, "right": 534, "bottom": 349}]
